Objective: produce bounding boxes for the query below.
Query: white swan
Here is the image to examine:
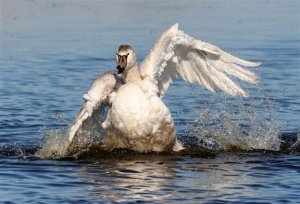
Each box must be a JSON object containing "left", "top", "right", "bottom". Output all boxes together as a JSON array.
[{"left": 66, "top": 24, "right": 260, "bottom": 153}]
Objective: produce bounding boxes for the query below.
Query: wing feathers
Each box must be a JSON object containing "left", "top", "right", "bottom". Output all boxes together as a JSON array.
[
  {"left": 140, "top": 24, "right": 178, "bottom": 77},
  {"left": 140, "top": 24, "right": 260, "bottom": 97},
  {"left": 192, "top": 55, "right": 217, "bottom": 92},
  {"left": 219, "top": 50, "right": 261, "bottom": 67},
  {"left": 223, "top": 62, "right": 259, "bottom": 84},
  {"left": 180, "top": 60, "right": 197, "bottom": 83},
  {"left": 205, "top": 59, "right": 248, "bottom": 96},
  {"left": 192, "top": 41, "right": 220, "bottom": 56},
  {"left": 66, "top": 72, "right": 123, "bottom": 146}
]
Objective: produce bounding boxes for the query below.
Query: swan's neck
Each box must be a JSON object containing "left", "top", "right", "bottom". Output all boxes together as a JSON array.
[{"left": 124, "top": 64, "right": 143, "bottom": 85}]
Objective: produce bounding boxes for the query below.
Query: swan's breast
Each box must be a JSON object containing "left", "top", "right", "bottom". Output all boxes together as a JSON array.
[
  {"left": 113, "top": 83, "right": 148, "bottom": 117},
  {"left": 108, "top": 82, "right": 176, "bottom": 151},
  {"left": 111, "top": 83, "right": 150, "bottom": 134}
]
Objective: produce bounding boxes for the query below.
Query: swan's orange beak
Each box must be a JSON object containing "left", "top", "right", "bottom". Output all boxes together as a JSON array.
[{"left": 116, "top": 54, "right": 128, "bottom": 74}]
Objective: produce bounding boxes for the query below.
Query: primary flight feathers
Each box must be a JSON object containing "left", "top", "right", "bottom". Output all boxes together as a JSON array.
[{"left": 140, "top": 24, "right": 260, "bottom": 97}]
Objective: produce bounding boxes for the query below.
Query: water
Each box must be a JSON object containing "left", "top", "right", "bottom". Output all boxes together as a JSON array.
[{"left": 1, "top": 0, "right": 300, "bottom": 203}]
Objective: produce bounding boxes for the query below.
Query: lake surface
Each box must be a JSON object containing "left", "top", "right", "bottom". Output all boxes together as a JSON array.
[{"left": 0, "top": 0, "right": 299, "bottom": 203}]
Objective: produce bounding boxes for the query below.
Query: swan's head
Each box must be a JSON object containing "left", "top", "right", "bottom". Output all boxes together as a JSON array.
[{"left": 116, "top": 45, "right": 136, "bottom": 75}]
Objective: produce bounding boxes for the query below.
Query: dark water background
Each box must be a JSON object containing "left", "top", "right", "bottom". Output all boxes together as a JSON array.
[{"left": 0, "top": 0, "right": 299, "bottom": 203}]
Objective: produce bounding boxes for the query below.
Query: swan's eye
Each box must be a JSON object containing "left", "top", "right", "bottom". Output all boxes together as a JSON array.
[{"left": 117, "top": 53, "right": 129, "bottom": 59}]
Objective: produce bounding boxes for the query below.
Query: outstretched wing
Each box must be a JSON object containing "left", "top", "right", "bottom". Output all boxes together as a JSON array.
[
  {"left": 140, "top": 24, "right": 260, "bottom": 97},
  {"left": 66, "top": 72, "right": 124, "bottom": 148}
]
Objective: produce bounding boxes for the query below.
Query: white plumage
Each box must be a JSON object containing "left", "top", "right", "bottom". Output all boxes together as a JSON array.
[
  {"left": 140, "top": 24, "right": 260, "bottom": 97},
  {"left": 66, "top": 24, "right": 260, "bottom": 154}
]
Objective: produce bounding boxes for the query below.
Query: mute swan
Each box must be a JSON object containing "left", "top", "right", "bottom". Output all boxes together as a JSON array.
[{"left": 66, "top": 24, "right": 260, "bottom": 154}]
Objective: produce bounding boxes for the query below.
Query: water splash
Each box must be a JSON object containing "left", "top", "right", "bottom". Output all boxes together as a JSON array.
[
  {"left": 290, "top": 131, "right": 300, "bottom": 151},
  {"left": 189, "top": 85, "right": 281, "bottom": 151},
  {"left": 36, "top": 82, "right": 284, "bottom": 159},
  {"left": 35, "top": 109, "right": 108, "bottom": 159},
  {"left": 35, "top": 128, "right": 69, "bottom": 159}
]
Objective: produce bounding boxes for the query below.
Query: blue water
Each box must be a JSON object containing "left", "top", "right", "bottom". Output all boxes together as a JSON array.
[{"left": 1, "top": 0, "right": 300, "bottom": 203}]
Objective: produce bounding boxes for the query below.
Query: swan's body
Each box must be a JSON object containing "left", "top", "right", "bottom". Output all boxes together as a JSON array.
[
  {"left": 104, "top": 82, "right": 178, "bottom": 152},
  {"left": 66, "top": 24, "right": 260, "bottom": 154}
]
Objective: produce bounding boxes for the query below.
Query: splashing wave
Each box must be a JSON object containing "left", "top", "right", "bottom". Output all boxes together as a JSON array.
[{"left": 27, "top": 85, "right": 299, "bottom": 159}]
